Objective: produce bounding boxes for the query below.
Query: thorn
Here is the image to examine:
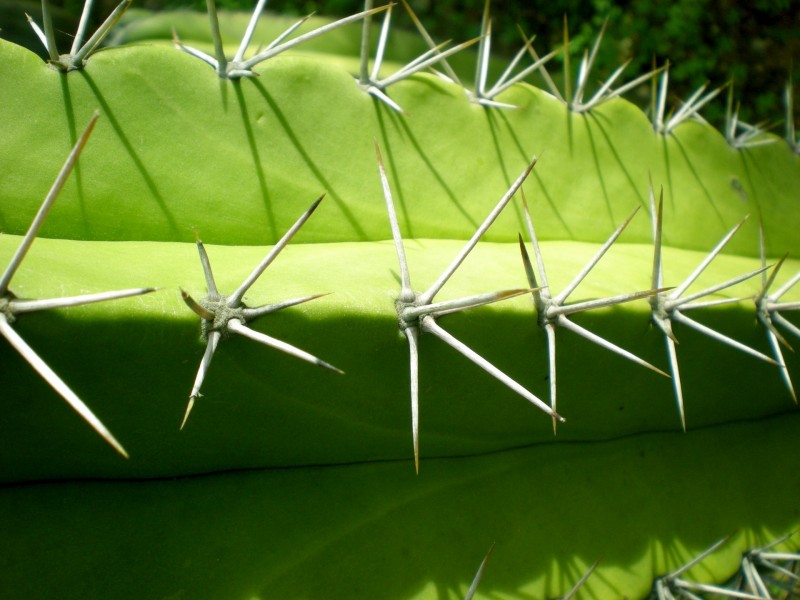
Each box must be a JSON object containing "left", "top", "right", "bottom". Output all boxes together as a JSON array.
[
  {"left": 669, "top": 264, "right": 770, "bottom": 310},
  {"left": 755, "top": 252, "right": 789, "bottom": 304},
  {"left": 229, "top": 320, "right": 344, "bottom": 374},
  {"left": 228, "top": 195, "right": 324, "bottom": 307},
  {"left": 559, "top": 316, "right": 669, "bottom": 378},
  {"left": 572, "top": 17, "right": 608, "bottom": 106},
  {"left": 185, "top": 329, "right": 221, "bottom": 425},
  {"left": 26, "top": 12, "right": 49, "bottom": 50},
  {"left": 553, "top": 207, "right": 639, "bottom": 306},
  {"left": 0, "top": 112, "right": 100, "bottom": 296},
  {"left": 233, "top": 0, "right": 269, "bottom": 63},
  {"left": 404, "top": 326, "right": 420, "bottom": 474},
  {"left": 672, "top": 311, "right": 777, "bottom": 365},
  {"left": 464, "top": 542, "right": 495, "bottom": 600},
  {"left": 419, "top": 156, "right": 538, "bottom": 305},
  {"left": 670, "top": 532, "right": 736, "bottom": 578},
  {"left": 365, "top": 85, "right": 408, "bottom": 114},
  {"left": 563, "top": 559, "right": 601, "bottom": 600},
  {"left": 0, "top": 313, "right": 129, "bottom": 458},
  {"left": 520, "top": 190, "right": 548, "bottom": 293},
  {"left": 195, "top": 236, "right": 220, "bottom": 301},
  {"left": 378, "top": 37, "right": 481, "bottom": 90},
  {"left": 770, "top": 260, "right": 800, "bottom": 301},
  {"left": 375, "top": 141, "right": 414, "bottom": 301},
  {"left": 71, "top": 0, "right": 132, "bottom": 65},
  {"left": 518, "top": 233, "right": 539, "bottom": 289},
  {"left": 519, "top": 26, "right": 564, "bottom": 102},
  {"left": 241, "top": 292, "right": 332, "bottom": 321},
  {"left": 562, "top": 14, "right": 571, "bottom": 105},
  {"left": 180, "top": 395, "right": 196, "bottom": 430},
  {"left": 10, "top": 287, "right": 157, "bottom": 315},
  {"left": 665, "top": 335, "right": 687, "bottom": 430},
  {"left": 41, "top": 0, "right": 60, "bottom": 62},
  {"left": 669, "top": 216, "right": 749, "bottom": 300},
  {"left": 404, "top": 288, "right": 533, "bottom": 320},
  {"left": 400, "top": 0, "right": 462, "bottom": 87},
  {"left": 555, "top": 287, "right": 673, "bottom": 318},
  {"left": 650, "top": 184, "right": 664, "bottom": 288},
  {"left": 545, "top": 322, "right": 557, "bottom": 434},
  {"left": 423, "top": 316, "right": 562, "bottom": 422},
  {"left": 181, "top": 288, "right": 215, "bottom": 320},
  {"left": 243, "top": 4, "right": 390, "bottom": 72}
]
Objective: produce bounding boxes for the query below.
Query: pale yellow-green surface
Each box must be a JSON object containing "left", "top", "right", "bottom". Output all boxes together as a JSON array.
[
  {"left": 1, "top": 234, "right": 797, "bottom": 481},
  {"left": 1, "top": 42, "right": 798, "bottom": 256}
]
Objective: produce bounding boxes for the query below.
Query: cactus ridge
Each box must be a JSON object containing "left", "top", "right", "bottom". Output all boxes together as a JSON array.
[{"left": 1, "top": 2, "right": 799, "bottom": 599}]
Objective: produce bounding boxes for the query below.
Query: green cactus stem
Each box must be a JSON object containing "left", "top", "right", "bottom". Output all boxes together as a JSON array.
[{"left": 0, "top": 4, "right": 798, "bottom": 599}]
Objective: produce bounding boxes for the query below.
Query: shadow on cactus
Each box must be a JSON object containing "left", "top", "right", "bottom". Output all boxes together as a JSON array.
[{"left": 0, "top": 1, "right": 798, "bottom": 599}]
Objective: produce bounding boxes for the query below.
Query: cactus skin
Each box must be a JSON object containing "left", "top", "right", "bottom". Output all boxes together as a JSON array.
[{"left": 0, "top": 10, "right": 799, "bottom": 600}]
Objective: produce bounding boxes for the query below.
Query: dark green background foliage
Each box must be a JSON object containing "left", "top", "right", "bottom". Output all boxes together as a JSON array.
[{"left": 3, "top": 0, "right": 799, "bottom": 127}]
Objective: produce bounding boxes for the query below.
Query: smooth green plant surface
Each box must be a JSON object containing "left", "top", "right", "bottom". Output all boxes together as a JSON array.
[
  {"left": 0, "top": 416, "right": 797, "bottom": 599},
  {"left": 2, "top": 40, "right": 799, "bottom": 253},
  {"left": 0, "top": 4, "right": 799, "bottom": 599}
]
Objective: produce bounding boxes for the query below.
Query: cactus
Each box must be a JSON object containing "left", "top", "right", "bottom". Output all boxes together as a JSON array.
[{"left": 0, "top": 2, "right": 799, "bottom": 599}]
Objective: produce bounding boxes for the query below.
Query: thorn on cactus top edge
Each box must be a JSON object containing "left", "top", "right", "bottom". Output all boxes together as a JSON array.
[
  {"left": 356, "top": 1, "right": 479, "bottom": 113},
  {"left": 27, "top": 0, "right": 132, "bottom": 72},
  {"left": 175, "top": 0, "right": 389, "bottom": 80}
]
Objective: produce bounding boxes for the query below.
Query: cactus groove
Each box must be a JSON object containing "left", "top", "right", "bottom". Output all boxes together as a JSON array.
[{"left": 0, "top": 3, "right": 798, "bottom": 599}]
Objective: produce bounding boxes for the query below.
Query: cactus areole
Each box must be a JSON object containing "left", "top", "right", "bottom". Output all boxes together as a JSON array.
[{"left": 0, "top": 3, "right": 798, "bottom": 599}]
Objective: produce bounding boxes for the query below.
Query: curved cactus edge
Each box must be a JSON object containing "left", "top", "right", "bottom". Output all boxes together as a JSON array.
[
  {"left": 39, "top": 0, "right": 796, "bottom": 149},
  {"left": 7, "top": 2, "right": 791, "bottom": 255}
]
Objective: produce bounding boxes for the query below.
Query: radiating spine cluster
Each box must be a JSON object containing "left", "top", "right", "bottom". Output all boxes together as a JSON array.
[
  {"left": 0, "top": 113, "right": 155, "bottom": 458},
  {"left": 180, "top": 196, "right": 343, "bottom": 428},
  {"left": 27, "top": 0, "right": 131, "bottom": 71},
  {"left": 651, "top": 532, "right": 800, "bottom": 599}
]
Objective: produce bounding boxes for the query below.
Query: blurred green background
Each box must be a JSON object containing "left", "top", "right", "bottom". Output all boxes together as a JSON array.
[{"left": 3, "top": 0, "right": 798, "bottom": 130}]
